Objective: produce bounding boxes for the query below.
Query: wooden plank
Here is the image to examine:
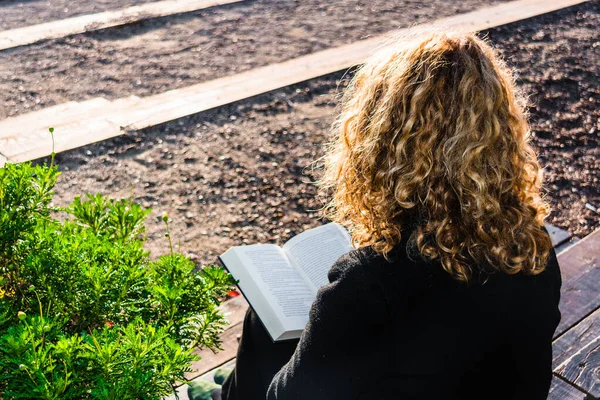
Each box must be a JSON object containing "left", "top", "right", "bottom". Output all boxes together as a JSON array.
[
  {"left": 195, "top": 358, "right": 236, "bottom": 384},
  {"left": 553, "top": 308, "right": 600, "bottom": 397},
  {"left": 548, "top": 376, "right": 590, "bottom": 400},
  {"left": 188, "top": 320, "right": 242, "bottom": 380},
  {"left": 6, "top": 98, "right": 112, "bottom": 136},
  {"left": 1, "top": 117, "right": 124, "bottom": 163},
  {"left": 555, "top": 253, "right": 600, "bottom": 338},
  {"left": 219, "top": 293, "right": 248, "bottom": 326},
  {"left": 187, "top": 295, "right": 247, "bottom": 380},
  {"left": 0, "top": 0, "right": 588, "bottom": 163},
  {"left": 0, "top": 101, "right": 80, "bottom": 129},
  {"left": 0, "top": 96, "right": 146, "bottom": 163},
  {"left": 165, "top": 359, "right": 237, "bottom": 399},
  {"left": 546, "top": 222, "right": 573, "bottom": 247},
  {"left": 558, "top": 228, "right": 600, "bottom": 281},
  {"left": 553, "top": 308, "right": 600, "bottom": 368},
  {"left": 556, "top": 237, "right": 581, "bottom": 256},
  {"left": 164, "top": 385, "right": 189, "bottom": 400},
  {"left": 552, "top": 229, "right": 600, "bottom": 397},
  {"left": 0, "top": 0, "right": 245, "bottom": 51}
]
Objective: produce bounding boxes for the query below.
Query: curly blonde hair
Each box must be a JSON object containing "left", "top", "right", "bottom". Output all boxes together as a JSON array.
[{"left": 320, "top": 31, "right": 552, "bottom": 282}]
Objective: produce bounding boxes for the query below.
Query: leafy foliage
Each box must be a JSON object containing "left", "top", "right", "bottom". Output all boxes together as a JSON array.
[{"left": 0, "top": 161, "right": 235, "bottom": 399}]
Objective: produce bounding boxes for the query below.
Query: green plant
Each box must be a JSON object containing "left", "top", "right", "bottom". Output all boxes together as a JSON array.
[{"left": 0, "top": 159, "right": 235, "bottom": 399}]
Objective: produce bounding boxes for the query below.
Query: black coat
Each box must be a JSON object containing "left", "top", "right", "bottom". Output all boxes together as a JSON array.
[{"left": 265, "top": 238, "right": 562, "bottom": 400}]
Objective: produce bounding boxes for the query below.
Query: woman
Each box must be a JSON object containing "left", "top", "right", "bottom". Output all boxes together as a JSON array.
[{"left": 216, "top": 31, "right": 562, "bottom": 400}]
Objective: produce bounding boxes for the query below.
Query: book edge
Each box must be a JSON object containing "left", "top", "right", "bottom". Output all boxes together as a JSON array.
[{"left": 218, "top": 254, "right": 286, "bottom": 343}]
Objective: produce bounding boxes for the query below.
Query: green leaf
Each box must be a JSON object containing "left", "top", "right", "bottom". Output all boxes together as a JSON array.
[{"left": 1, "top": 161, "right": 234, "bottom": 398}]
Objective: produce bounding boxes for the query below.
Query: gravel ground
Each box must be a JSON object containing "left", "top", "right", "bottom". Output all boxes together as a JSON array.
[
  {"left": 485, "top": 1, "right": 600, "bottom": 247},
  {"left": 0, "top": 0, "right": 156, "bottom": 30},
  {"left": 0, "top": 0, "right": 509, "bottom": 119},
  {"left": 38, "top": 1, "right": 599, "bottom": 266}
]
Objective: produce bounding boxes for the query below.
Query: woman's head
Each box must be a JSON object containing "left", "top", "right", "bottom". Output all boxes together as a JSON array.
[{"left": 321, "top": 31, "right": 551, "bottom": 282}]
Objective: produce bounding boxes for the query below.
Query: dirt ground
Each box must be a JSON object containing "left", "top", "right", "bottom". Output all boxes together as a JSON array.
[
  {"left": 33, "top": 1, "right": 597, "bottom": 266},
  {"left": 0, "top": 0, "right": 156, "bottom": 30},
  {"left": 0, "top": 0, "right": 509, "bottom": 119},
  {"left": 485, "top": 2, "right": 600, "bottom": 247}
]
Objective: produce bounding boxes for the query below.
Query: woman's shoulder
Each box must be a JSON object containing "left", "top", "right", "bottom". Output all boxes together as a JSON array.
[
  {"left": 327, "top": 238, "right": 562, "bottom": 306},
  {"left": 328, "top": 242, "right": 430, "bottom": 283},
  {"left": 325, "top": 245, "right": 420, "bottom": 314},
  {"left": 327, "top": 245, "right": 396, "bottom": 285},
  {"left": 329, "top": 241, "right": 561, "bottom": 310},
  {"left": 322, "top": 247, "right": 396, "bottom": 310}
]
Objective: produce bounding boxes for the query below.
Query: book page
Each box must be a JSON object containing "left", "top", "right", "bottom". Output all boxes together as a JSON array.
[
  {"left": 240, "top": 246, "right": 315, "bottom": 320},
  {"left": 283, "top": 223, "right": 353, "bottom": 292},
  {"left": 221, "top": 244, "right": 315, "bottom": 339}
]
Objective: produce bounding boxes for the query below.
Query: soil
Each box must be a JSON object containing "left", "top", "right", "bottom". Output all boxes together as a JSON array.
[
  {"left": 32, "top": 1, "right": 598, "bottom": 266},
  {"left": 0, "top": 0, "right": 509, "bottom": 119},
  {"left": 0, "top": 0, "right": 155, "bottom": 30},
  {"left": 485, "top": 2, "right": 600, "bottom": 247}
]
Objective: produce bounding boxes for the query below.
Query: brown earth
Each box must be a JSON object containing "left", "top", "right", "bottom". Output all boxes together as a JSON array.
[
  {"left": 485, "top": 2, "right": 600, "bottom": 245},
  {"left": 36, "top": 1, "right": 599, "bottom": 266},
  {"left": 0, "top": 0, "right": 509, "bottom": 119},
  {"left": 0, "top": 0, "right": 156, "bottom": 30}
]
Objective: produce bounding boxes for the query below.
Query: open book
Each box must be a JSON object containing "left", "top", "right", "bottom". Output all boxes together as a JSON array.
[{"left": 219, "top": 223, "right": 353, "bottom": 342}]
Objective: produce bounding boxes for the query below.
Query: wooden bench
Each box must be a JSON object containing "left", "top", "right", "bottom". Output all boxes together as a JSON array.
[
  {"left": 168, "top": 224, "right": 600, "bottom": 399},
  {"left": 549, "top": 228, "right": 600, "bottom": 399}
]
